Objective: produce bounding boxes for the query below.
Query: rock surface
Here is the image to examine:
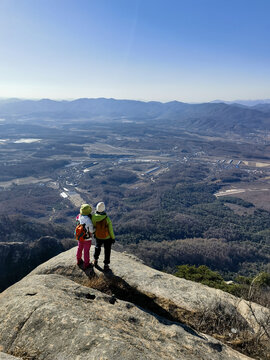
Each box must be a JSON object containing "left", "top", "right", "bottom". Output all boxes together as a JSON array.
[
  {"left": 31, "top": 247, "right": 270, "bottom": 335},
  {"left": 0, "top": 353, "right": 21, "bottom": 359},
  {"left": 0, "top": 247, "right": 268, "bottom": 359},
  {"left": 0, "top": 274, "right": 251, "bottom": 359}
]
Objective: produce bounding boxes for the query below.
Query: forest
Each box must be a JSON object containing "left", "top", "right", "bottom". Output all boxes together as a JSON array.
[
  {"left": 0, "top": 114, "right": 269, "bottom": 285},
  {"left": 109, "top": 163, "right": 270, "bottom": 278}
]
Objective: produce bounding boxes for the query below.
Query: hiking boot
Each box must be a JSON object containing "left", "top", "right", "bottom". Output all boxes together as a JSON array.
[
  {"left": 104, "top": 264, "right": 110, "bottom": 271},
  {"left": 93, "top": 260, "right": 98, "bottom": 268},
  {"left": 77, "top": 259, "right": 83, "bottom": 266},
  {"left": 84, "top": 263, "right": 93, "bottom": 270}
]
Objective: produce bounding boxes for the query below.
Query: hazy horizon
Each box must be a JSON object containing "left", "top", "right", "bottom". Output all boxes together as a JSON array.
[{"left": 1, "top": 96, "right": 270, "bottom": 106}]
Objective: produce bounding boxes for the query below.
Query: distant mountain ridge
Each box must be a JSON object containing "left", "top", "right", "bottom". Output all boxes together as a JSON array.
[
  {"left": 0, "top": 97, "right": 270, "bottom": 136},
  {"left": 211, "top": 99, "right": 270, "bottom": 106}
]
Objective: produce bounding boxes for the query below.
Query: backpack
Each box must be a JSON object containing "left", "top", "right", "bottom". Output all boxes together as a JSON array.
[
  {"left": 75, "top": 223, "right": 87, "bottom": 242},
  {"left": 95, "top": 217, "right": 109, "bottom": 239}
]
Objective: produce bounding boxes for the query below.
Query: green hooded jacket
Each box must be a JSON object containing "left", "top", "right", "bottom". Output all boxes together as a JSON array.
[{"left": 92, "top": 213, "right": 115, "bottom": 240}]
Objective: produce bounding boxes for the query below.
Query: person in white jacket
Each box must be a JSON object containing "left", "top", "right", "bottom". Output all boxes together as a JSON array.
[{"left": 76, "top": 203, "right": 94, "bottom": 269}]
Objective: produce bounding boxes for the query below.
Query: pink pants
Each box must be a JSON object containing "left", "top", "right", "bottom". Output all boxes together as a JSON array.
[{"left": 76, "top": 240, "right": 91, "bottom": 266}]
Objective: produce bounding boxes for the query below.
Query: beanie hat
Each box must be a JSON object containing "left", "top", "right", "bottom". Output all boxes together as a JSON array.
[
  {"left": 96, "top": 202, "right": 105, "bottom": 213},
  {"left": 80, "top": 204, "right": 92, "bottom": 216}
]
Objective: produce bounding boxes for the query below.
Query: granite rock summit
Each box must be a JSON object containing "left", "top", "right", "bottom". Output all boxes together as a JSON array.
[{"left": 0, "top": 247, "right": 269, "bottom": 359}]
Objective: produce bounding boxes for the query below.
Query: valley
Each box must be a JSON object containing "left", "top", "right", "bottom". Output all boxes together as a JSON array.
[{"left": 0, "top": 98, "right": 270, "bottom": 285}]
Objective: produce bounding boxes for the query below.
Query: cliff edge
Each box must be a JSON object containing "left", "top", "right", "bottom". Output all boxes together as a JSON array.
[{"left": 0, "top": 247, "right": 269, "bottom": 359}]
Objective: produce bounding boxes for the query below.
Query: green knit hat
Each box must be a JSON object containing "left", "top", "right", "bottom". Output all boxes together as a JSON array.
[{"left": 80, "top": 204, "right": 92, "bottom": 216}]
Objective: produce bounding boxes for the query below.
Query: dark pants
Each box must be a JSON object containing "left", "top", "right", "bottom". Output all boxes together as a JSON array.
[{"left": 94, "top": 238, "right": 112, "bottom": 265}]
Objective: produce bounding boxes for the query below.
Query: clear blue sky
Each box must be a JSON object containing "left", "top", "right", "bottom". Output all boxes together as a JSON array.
[{"left": 0, "top": 0, "right": 269, "bottom": 102}]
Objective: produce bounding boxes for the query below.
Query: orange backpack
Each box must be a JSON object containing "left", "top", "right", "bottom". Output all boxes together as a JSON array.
[
  {"left": 95, "top": 217, "right": 109, "bottom": 239},
  {"left": 75, "top": 224, "right": 87, "bottom": 242}
]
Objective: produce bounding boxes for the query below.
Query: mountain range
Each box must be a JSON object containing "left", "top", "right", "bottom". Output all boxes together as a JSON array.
[
  {"left": 212, "top": 99, "right": 270, "bottom": 106},
  {"left": 1, "top": 97, "right": 270, "bottom": 136}
]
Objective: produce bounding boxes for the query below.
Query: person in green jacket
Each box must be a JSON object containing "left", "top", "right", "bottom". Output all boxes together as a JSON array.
[{"left": 92, "top": 202, "right": 115, "bottom": 271}]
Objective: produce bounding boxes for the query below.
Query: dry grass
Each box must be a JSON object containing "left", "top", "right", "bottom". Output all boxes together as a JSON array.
[
  {"left": 84, "top": 273, "right": 270, "bottom": 360},
  {"left": 196, "top": 302, "right": 270, "bottom": 360},
  {"left": 182, "top": 301, "right": 269, "bottom": 359},
  {"left": 8, "top": 346, "right": 41, "bottom": 360},
  {"left": 83, "top": 274, "right": 116, "bottom": 295}
]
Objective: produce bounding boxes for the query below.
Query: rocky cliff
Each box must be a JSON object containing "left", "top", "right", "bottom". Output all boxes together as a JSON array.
[
  {"left": 0, "top": 236, "right": 70, "bottom": 292},
  {"left": 0, "top": 247, "right": 269, "bottom": 359}
]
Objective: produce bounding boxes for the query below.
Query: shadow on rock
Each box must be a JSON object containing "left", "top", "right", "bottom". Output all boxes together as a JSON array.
[{"left": 82, "top": 267, "right": 205, "bottom": 340}]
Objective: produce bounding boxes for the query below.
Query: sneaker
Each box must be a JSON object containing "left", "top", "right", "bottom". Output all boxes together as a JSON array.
[
  {"left": 104, "top": 264, "right": 110, "bottom": 271},
  {"left": 77, "top": 259, "right": 83, "bottom": 266}
]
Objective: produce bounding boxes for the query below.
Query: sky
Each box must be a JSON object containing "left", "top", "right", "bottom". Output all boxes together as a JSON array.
[{"left": 0, "top": 0, "right": 270, "bottom": 102}]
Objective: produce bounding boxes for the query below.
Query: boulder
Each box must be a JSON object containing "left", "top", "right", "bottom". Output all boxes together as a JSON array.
[
  {"left": 30, "top": 247, "right": 270, "bottom": 336},
  {"left": 1, "top": 247, "right": 269, "bottom": 359},
  {"left": 0, "top": 353, "right": 21, "bottom": 360},
  {"left": 0, "top": 272, "right": 252, "bottom": 360}
]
